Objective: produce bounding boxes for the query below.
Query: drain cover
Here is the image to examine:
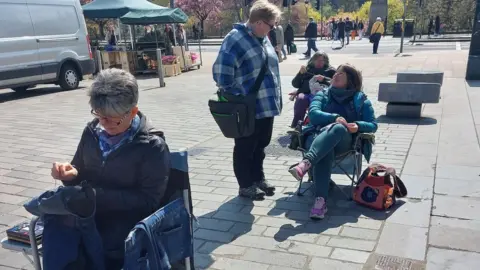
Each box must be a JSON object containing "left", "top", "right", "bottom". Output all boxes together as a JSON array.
[{"left": 364, "top": 254, "right": 426, "bottom": 270}]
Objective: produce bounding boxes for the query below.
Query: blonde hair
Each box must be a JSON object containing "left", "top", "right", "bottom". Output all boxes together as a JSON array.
[{"left": 248, "top": 0, "right": 282, "bottom": 24}]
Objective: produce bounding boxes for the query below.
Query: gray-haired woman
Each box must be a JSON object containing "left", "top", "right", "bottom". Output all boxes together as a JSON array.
[
  {"left": 289, "top": 52, "right": 336, "bottom": 127},
  {"left": 50, "top": 68, "right": 170, "bottom": 269}
]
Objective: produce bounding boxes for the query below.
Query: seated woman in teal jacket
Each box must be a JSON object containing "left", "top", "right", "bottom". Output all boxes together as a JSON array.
[{"left": 289, "top": 64, "right": 377, "bottom": 220}]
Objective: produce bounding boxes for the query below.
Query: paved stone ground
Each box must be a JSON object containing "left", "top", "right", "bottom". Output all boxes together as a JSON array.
[{"left": 0, "top": 50, "right": 478, "bottom": 269}]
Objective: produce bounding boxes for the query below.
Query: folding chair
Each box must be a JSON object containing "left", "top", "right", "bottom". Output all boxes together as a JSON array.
[
  {"left": 289, "top": 118, "right": 375, "bottom": 200},
  {"left": 5, "top": 149, "right": 194, "bottom": 270}
]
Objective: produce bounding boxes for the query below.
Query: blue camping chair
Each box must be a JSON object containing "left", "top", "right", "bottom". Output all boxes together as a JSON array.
[{"left": 2, "top": 150, "right": 194, "bottom": 270}]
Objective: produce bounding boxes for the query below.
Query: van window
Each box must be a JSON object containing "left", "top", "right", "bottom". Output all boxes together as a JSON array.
[
  {"left": 28, "top": 4, "right": 80, "bottom": 36},
  {"left": 0, "top": 3, "right": 35, "bottom": 38}
]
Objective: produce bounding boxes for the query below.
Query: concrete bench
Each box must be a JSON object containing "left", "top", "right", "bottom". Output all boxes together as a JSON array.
[
  {"left": 378, "top": 83, "right": 441, "bottom": 103},
  {"left": 378, "top": 78, "right": 442, "bottom": 118},
  {"left": 396, "top": 71, "right": 444, "bottom": 85}
]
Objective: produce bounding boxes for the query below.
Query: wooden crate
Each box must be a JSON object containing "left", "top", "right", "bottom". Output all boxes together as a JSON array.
[
  {"left": 120, "top": 51, "right": 136, "bottom": 73},
  {"left": 163, "top": 64, "right": 180, "bottom": 77},
  {"left": 101, "top": 51, "right": 120, "bottom": 69}
]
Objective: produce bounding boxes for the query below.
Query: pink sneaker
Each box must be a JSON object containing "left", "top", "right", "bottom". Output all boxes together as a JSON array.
[
  {"left": 310, "top": 197, "right": 328, "bottom": 220},
  {"left": 288, "top": 160, "right": 312, "bottom": 181}
]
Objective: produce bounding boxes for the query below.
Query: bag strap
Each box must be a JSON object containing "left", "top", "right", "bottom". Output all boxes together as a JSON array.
[
  {"left": 250, "top": 52, "right": 269, "bottom": 95},
  {"left": 372, "top": 24, "right": 380, "bottom": 35},
  {"left": 383, "top": 166, "right": 408, "bottom": 198}
]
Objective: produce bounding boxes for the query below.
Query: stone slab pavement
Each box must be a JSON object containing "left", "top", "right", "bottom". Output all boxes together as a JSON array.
[{"left": 0, "top": 50, "right": 478, "bottom": 269}]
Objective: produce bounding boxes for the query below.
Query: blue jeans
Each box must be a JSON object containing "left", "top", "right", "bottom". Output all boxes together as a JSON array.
[
  {"left": 124, "top": 198, "right": 192, "bottom": 270},
  {"left": 306, "top": 39, "right": 318, "bottom": 56},
  {"left": 42, "top": 215, "right": 105, "bottom": 270},
  {"left": 304, "top": 124, "right": 352, "bottom": 198}
]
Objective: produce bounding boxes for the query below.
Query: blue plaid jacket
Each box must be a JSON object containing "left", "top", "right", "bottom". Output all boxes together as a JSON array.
[{"left": 212, "top": 23, "right": 282, "bottom": 119}]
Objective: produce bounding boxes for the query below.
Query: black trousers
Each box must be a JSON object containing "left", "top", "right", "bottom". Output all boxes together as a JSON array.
[
  {"left": 233, "top": 117, "right": 274, "bottom": 188},
  {"left": 286, "top": 41, "right": 292, "bottom": 54},
  {"left": 373, "top": 34, "right": 380, "bottom": 53}
]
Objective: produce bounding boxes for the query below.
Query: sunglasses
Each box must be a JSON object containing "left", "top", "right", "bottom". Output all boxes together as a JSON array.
[{"left": 91, "top": 109, "right": 130, "bottom": 126}]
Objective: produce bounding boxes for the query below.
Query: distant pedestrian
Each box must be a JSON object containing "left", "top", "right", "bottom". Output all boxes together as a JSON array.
[
  {"left": 337, "top": 18, "right": 346, "bottom": 47},
  {"left": 428, "top": 16, "right": 434, "bottom": 38},
  {"left": 275, "top": 22, "right": 286, "bottom": 60},
  {"left": 331, "top": 18, "right": 337, "bottom": 40},
  {"left": 345, "top": 17, "right": 353, "bottom": 45},
  {"left": 284, "top": 22, "right": 294, "bottom": 55},
  {"left": 304, "top": 17, "right": 318, "bottom": 57},
  {"left": 358, "top": 20, "right": 364, "bottom": 40},
  {"left": 371, "top": 17, "right": 384, "bottom": 54},
  {"left": 212, "top": 0, "right": 282, "bottom": 200},
  {"left": 435, "top": 15, "right": 440, "bottom": 36}
]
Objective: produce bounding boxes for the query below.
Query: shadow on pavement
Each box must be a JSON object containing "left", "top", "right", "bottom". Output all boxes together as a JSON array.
[
  {"left": 376, "top": 115, "right": 437, "bottom": 125},
  {"left": 194, "top": 182, "right": 405, "bottom": 269},
  {"left": 0, "top": 86, "right": 85, "bottom": 103}
]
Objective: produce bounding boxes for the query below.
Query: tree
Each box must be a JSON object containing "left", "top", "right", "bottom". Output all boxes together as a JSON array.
[{"left": 175, "top": 0, "right": 223, "bottom": 38}]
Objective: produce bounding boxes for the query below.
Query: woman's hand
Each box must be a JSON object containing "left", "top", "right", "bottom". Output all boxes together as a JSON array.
[
  {"left": 299, "top": 66, "right": 307, "bottom": 74},
  {"left": 314, "top": 75, "right": 325, "bottom": 82},
  {"left": 347, "top": 123, "right": 359, "bottom": 133},
  {"left": 51, "top": 162, "right": 78, "bottom": 181},
  {"left": 335, "top": 117, "right": 348, "bottom": 126}
]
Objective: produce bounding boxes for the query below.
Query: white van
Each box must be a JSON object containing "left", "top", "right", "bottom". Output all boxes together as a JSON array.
[{"left": 0, "top": 0, "right": 94, "bottom": 93}]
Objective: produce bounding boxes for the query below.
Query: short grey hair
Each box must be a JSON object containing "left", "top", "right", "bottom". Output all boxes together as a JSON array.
[{"left": 88, "top": 68, "right": 139, "bottom": 117}]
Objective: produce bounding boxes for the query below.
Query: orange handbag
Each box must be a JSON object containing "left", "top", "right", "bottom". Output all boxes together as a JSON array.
[{"left": 353, "top": 164, "right": 407, "bottom": 210}]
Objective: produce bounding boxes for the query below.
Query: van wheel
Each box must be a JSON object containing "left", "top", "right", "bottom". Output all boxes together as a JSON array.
[
  {"left": 11, "top": 86, "right": 29, "bottom": 93},
  {"left": 59, "top": 64, "right": 80, "bottom": 90}
]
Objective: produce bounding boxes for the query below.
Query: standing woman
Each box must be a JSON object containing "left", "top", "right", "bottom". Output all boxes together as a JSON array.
[
  {"left": 371, "top": 17, "right": 384, "bottom": 54},
  {"left": 357, "top": 20, "right": 364, "bottom": 40},
  {"left": 435, "top": 15, "right": 440, "bottom": 36},
  {"left": 290, "top": 52, "right": 336, "bottom": 128},
  {"left": 284, "top": 22, "right": 294, "bottom": 55}
]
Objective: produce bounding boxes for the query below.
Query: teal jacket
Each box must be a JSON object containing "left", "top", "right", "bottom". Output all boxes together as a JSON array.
[{"left": 303, "top": 89, "right": 377, "bottom": 161}]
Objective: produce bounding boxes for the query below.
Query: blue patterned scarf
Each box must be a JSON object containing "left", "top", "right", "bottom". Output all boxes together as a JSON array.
[{"left": 95, "top": 115, "right": 141, "bottom": 159}]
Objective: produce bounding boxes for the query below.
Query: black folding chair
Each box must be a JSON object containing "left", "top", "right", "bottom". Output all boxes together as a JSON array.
[{"left": 289, "top": 119, "right": 375, "bottom": 199}]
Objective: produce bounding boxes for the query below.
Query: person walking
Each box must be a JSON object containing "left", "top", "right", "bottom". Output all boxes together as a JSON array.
[
  {"left": 357, "top": 20, "right": 364, "bottom": 40},
  {"left": 212, "top": 0, "right": 282, "bottom": 200},
  {"left": 428, "top": 16, "right": 434, "bottom": 38},
  {"left": 331, "top": 18, "right": 337, "bottom": 40},
  {"left": 337, "top": 18, "right": 346, "bottom": 47},
  {"left": 275, "top": 22, "right": 286, "bottom": 60},
  {"left": 435, "top": 15, "right": 440, "bottom": 36},
  {"left": 284, "top": 22, "right": 294, "bottom": 55},
  {"left": 345, "top": 17, "right": 353, "bottom": 45},
  {"left": 303, "top": 17, "right": 318, "bottom": 57},
  {"left": 371, "top": 17, "right": 385, "bottom": 54}
]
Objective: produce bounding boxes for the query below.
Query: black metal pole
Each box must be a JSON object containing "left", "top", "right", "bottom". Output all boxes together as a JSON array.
[
  {"left": 170, "top": 0, "right": 174, "bottom": 8},
  {"left": 466, "top": 0, "right": 480, "bottom": 80}
]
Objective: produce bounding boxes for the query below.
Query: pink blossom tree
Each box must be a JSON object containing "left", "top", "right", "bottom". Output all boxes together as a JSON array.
[{"left": 175, "top": 0, "right": 223, "bottom": 38}]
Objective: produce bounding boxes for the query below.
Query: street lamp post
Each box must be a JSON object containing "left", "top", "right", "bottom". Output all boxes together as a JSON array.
[{"left": 466, "top": 0, "right": 480, "bottom": 80}]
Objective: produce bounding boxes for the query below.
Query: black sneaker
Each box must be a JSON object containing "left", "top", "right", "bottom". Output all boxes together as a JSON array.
[
  {"left": 239, "top": 185, "right": 265, "bottom": 200},
  {"left": 256, "top": 180, "right": 276, "bottom": 196}
]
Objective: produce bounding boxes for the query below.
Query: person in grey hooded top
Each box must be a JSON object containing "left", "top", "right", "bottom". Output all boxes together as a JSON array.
[{"left": 50, "top": 68, "right": 171, "bottom": 269}]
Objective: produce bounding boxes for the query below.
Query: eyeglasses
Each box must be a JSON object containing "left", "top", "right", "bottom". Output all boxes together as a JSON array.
[
  {"left": 263, "top": 20, "right": 275, "bottom": 30},
  {"left": 91, "top": 109, "right": 130, "bottom": 126}
]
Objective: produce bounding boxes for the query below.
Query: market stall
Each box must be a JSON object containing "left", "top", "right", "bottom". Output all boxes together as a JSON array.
[
  {"left": 82, "top": 0, "right": 201, "bottom": 77},
  {"left": 120, "top": 8, "right": 202, "bottom": 74}
]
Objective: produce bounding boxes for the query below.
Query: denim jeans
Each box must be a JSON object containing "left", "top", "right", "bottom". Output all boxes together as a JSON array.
[
  {"left": 42, "top": 215, "right": 105, "bottom": 270},
  {"left": 306, "top": 39, "right": 318, "bottom": 56},
  {"left": 124, "top": 198, "right": 192, "bottom": 270},
  {"left": 304, "top": 124, "right": 352, "bottom": 198}
]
